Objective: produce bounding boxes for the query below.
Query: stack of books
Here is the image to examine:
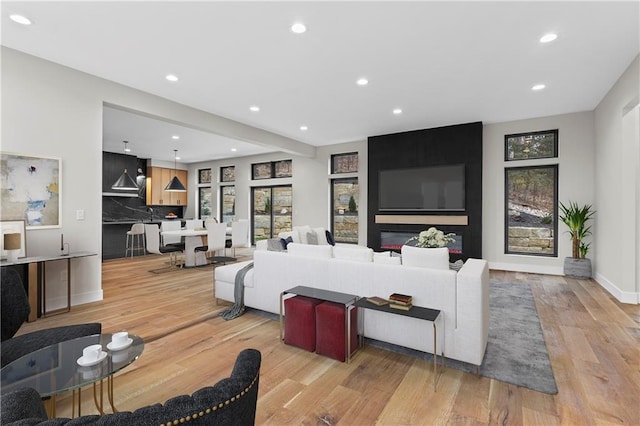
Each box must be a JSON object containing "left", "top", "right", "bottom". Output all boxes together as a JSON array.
[
  {"left": 366, "top": 296, "right": 389, "bottom": 306},
  {"left": 388, "top": 293, "right": 412, "bottom": 311}
]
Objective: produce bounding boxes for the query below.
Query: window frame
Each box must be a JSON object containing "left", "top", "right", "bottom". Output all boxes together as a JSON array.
[
  {"left": 330, "top": 177, "right": 359, "bottom": 244},
  {"left": 504, "top": 129, "right": 558, "bottom": 162},
  {"left": 504, "top": 164, "right": 559, "bottom": 257}
]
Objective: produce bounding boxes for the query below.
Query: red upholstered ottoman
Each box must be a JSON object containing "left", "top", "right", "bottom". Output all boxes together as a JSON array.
[
  {"left": 284, "top": 296, "right": 323, "bottom": 351},
  {"left": 315, "top": 301, "right": 358, "bottom": 362}
]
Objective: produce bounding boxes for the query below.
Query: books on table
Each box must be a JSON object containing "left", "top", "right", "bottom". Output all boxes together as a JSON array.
[
  {"left": 388, "top": 293, "right": 412, "bottom": 310},
  {"left": 365, "top": 293, "right": 414, "bottom": 310},
  {"left": 366, "top": 296, "right": 388, "bottom": 306}
]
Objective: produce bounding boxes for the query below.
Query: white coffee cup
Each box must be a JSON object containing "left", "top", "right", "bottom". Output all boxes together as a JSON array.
[
  {"left": 112, "top": 331, "right": 129, "bottom": 347},
  {"left": 111, "top": 349, "right": 129, "bottom": 363},
  {"left": 83, "top": 344, "right": 102, "bottom": 362},
  {"left": 80, "top": 367, "right": 99, "bottom": 380}
]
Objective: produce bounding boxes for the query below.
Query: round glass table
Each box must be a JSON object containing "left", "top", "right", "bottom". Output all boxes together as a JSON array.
[{"left": 1, "top": 333, "right": 144, "bottom": 417}]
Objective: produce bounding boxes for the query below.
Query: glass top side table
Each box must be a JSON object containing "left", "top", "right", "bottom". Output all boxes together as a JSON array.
[{"left": 1, "top": 333, "right": 144, "bottom": 417}]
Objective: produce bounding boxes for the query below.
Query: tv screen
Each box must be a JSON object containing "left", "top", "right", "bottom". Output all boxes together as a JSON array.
[{"left": 378, "top": 164, "right": 465, "bottom": 211}]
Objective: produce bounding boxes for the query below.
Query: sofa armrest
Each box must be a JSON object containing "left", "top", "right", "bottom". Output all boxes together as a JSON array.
[
  {"left": 455, "top": 258, "right": 490, "bottom": 366},
  {"left": 1, "top": 388, "right": 48, "bottom": 424}
]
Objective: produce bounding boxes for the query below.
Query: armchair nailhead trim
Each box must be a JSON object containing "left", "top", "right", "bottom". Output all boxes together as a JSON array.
[{"left": 160, "top": 373, "right": 258, "bottom": 426}]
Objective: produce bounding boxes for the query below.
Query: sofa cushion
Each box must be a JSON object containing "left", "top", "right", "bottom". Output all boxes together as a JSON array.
[
  {"left": 287, "top": 242, "right": 333, "bottom": 258},
  {"left": 401, "top": 245, "right": 449, "bottom": 270},
  {"left": 293, "top": 225, "right": 312, "bottom": 244},
  {"left": 312, "top": 227, "right": 329, "bottom": 245},
  {"left": 333, "top": 245, "right": 373, "bottom": 262},
  {"left": 215, "top": 260, "right": 255, "bottom": 287},
  {"left": 280, "top": 236, "right": 293, "bottom": 249},
  {"left": 306, "top": 231, "right": 318, "bottom": 245},
  {"left": 325, "top": 230, "right": 336, "bottom": 246},
  {"left": 266, "top": 238, "right": 285, "bottom": 251},
  {"left": 373, "top": 252, "right": 402, "bottom": 265}
]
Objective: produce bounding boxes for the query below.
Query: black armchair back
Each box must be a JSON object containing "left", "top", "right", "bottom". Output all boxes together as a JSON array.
[
  {"left": 1, "top": 268, "right": 31, "bottom": 341},
  {"left": 1, "top": 268, "right": 101, "bottom": 368},
  {"left": 1, "top": 348, "right": 262, "bottom": 426}
]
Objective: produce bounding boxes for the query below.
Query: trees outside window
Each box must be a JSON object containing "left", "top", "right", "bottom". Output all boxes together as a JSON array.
[
  {"left": 505, "top": 165, "right": 558, "bottom": 256},
  {"left": 331, "top": 178, "right": 359, "bottom": 244}
]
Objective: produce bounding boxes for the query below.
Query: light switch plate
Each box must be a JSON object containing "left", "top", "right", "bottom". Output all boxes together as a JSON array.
[{"left": 76, "top": 209, "right": 85, "bottom": 220}]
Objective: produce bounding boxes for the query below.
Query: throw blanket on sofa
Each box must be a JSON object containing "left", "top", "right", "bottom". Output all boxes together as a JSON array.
[{"left": 220, "top": 262, "right": 254, "bottom": 320}]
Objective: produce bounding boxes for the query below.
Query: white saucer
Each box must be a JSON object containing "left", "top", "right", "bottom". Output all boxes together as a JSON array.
[
  {"left": 107, "top": 338, "right": 133, "bottom": 351},
  {"left": 77, "top": 351, "right": 108, "bottom": 367}
]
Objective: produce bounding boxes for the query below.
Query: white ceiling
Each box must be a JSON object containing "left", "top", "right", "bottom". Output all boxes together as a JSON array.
[{"left": 2, "top": 1, "right": 638, "bottom": 163}]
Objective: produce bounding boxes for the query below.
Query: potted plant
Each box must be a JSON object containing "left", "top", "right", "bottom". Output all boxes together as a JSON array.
[{"left": 559, "top": 201, "right": 595, "bottom": 278}]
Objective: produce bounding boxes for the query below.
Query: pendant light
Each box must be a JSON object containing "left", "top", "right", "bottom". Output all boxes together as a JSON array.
[
  {"left": 111, "top": 141, "right": 138, "bottom": 190},
  {"left": 165, "top": 149, "right": 186, "bottom": 192}
]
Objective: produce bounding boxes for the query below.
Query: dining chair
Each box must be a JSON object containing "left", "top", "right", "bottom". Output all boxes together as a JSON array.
[
  {"left": 145, "top": 224, "right": 183, "bottom": 269},
  {"left": 229, "top": 220, "right": 251, "bottom": 258},
  {"left": 160, "top": 220, "right": 183, "bottom": 248},
  {"left": 195, "top": 222, "right": 229, "bottom": 264},
  {"left": 185, "top": 219, "right": 203, "bottom": 230},
  {"left": 204, "top": 217, "right": 218, "bottom": 229}
]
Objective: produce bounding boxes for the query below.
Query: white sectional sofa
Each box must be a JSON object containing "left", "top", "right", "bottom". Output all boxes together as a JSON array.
[{"left": 215, "top": 241, "right": 489, "bottom": 367}]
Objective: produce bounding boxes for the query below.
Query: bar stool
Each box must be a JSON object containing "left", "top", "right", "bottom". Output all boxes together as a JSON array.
[{"left": 125, "top": 223, "right": 146, "bottom": 258}]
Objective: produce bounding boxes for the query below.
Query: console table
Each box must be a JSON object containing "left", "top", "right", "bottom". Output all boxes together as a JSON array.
[
  {"left": 0, "top": 251, "right": 97, "bottom": 320},
  {"left": 355, "top": 298, "right": 444, "bottom": 390}
]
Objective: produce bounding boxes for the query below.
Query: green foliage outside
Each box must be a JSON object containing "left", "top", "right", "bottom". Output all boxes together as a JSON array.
[{"left": 348, "top": 195, "right": 357, "bottom": 213}]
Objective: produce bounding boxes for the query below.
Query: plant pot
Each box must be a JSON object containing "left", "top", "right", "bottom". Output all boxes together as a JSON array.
[{"left": 563, "top": 257, "right": 592, "bottom": 279}]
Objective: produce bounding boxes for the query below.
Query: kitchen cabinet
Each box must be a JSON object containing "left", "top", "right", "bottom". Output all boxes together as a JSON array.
[{"left": 146, "top": 167, "right": 188, "bottom": 205}]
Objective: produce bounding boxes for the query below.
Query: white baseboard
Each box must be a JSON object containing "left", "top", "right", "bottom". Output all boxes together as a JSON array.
[
  {"left": 594, "top": 273, "right": 639, "bottom": 304},
  {"left": 488, "top": 262, "right": 563, "bottom": 276},
  {"left": 45, "top": 290, "right": 104, "bottom": 312}
]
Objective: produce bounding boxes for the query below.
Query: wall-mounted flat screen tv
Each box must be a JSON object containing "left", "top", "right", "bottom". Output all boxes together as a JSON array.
[{"left": 378, "top": 164, "right": 465, "bottom": 211}]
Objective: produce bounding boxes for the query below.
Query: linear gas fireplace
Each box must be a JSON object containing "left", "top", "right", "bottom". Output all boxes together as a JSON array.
[{"left": 380, "top": 230, "right": 462, "bottom": 254}]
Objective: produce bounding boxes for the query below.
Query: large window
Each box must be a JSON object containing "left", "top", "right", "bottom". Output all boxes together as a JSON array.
[
  {"left": 251, "top": 185, "right": 292, "bottom": 243},
  {"left": 198, "top": 187, "right": 212, "bottom": 219},
  {"left": 505, "top": 165, "right": 558, "bottom": 256},
  {"left": 221, "top": 186, "right": 236, "bottom": 224},
  {"left": 331, "top": 178, "right": 359, "bottom": 244},
  {"left": 197, "top": 168, "right": 212, "bottom": 219}
]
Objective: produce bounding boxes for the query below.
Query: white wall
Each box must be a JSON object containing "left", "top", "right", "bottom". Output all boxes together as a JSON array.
[
  {"left": 483, "top": 111, "right": 596, "bottom": 275},
  {"left": 3, "top": 46, "right": 636, "bottom": 307},
  {"left": 1, "top": 47, "right": 313, "bottom": 310},
  {"left": 185, "top": 141, "right": 368, "bottom": 245},
  {"left": 594, "top": 55, "right": 639, "bottom": 303}
]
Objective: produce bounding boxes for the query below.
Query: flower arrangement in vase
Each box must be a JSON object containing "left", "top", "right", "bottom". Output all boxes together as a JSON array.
[{"left": 405, "top": 227, "right": 455, "bottom": 248}]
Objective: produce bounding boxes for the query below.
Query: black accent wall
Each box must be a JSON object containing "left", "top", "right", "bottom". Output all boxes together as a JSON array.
[{"left": 367, "top": 122, "right": 483, "bottom": 260}]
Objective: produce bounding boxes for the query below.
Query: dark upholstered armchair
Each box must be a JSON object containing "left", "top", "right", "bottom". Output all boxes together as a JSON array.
[
  {"left": 1, "top": 348, "right": 262, "bottom": 426},
  {"left": 1, "top": 268, "right": 102, "bottom": 368}
]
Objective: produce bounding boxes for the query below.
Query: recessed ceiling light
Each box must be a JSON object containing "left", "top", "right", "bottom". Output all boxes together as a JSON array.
[
  {"left": 172, "top": 135, "right": 180, "bottom": 140},
  {"left": 532, "top": 83, "right": 546, "bottom": 91},
  {"left": 10, "top": 14, "right": 31, "bottom": 25},
  {"left": 249, "top": 105, "right": 260, "bottom": 112},
  {"left": 175, "top": 156, "right": 181, "bottom": 160},
  {"left": 165, "top": 74, "right": 179, "bottom": 82},
  {"left": 357, "top": 78, "right": 369, "bottom": 86},
  {"left": 231, "top": 148, "right": 237, "bottom": 152},
  {"left": 393, "top": 108, "right": 403, "bottom": 115},
  {"left": 291, "top": 23, "right": 307, "bottom": 34},
  {"left": 300, "top": 125, "right": 308, "bottom": 131},
  {"left": 539, "top": 33, "right": 558, "bottom": 43}
]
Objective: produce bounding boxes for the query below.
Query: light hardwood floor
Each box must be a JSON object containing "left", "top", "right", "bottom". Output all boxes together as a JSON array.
[{"left": 13, "top": 254, "right": 640, "bottom": 425}]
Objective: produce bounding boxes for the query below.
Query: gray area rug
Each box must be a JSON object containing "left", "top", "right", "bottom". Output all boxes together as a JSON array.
[{"left": 365, "top": 280, "right": 558, "bottom": 394}]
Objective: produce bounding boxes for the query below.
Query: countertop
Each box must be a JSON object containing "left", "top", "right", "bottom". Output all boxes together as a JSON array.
[{"left": 102, "top": 219, "right": 179, "bottom": 225}]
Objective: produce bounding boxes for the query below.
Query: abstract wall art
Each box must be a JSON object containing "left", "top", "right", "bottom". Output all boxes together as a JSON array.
[{"left": 1, "top": 153, "right": 61, "bottom": 229}]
